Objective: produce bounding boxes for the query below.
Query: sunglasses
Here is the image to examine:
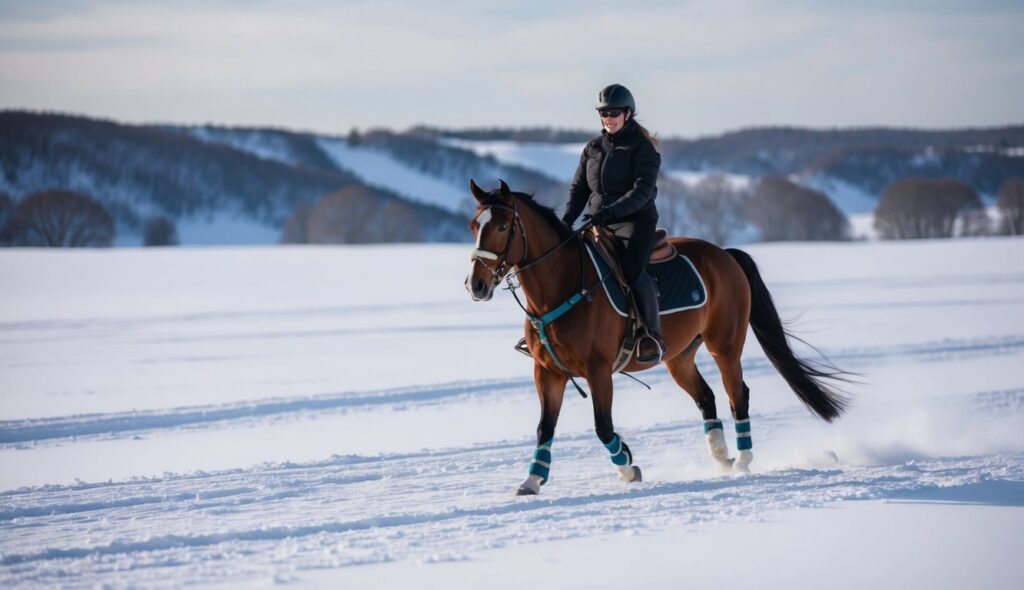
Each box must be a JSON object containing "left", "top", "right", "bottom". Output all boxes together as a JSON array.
[{"left": 598, "top": 109, "right": 624, "bottom": 119}]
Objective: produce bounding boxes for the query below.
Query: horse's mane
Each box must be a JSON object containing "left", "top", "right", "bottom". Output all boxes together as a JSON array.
[{"left": 483, "top": 190, "right": 572, "bottom": 240}]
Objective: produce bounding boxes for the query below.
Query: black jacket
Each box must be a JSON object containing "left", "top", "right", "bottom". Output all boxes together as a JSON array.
[{"left": 563, "top": 120, "right": 661, "bottom": 224}]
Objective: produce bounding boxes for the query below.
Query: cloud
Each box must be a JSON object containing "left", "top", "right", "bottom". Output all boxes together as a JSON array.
[{"left": 1, "top": 0, "right": 1021, "bottom": 135}]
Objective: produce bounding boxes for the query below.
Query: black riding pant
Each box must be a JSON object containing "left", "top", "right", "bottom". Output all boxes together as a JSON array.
[{"left": 610, "top": 213, "right": 658, "bottom": 285}]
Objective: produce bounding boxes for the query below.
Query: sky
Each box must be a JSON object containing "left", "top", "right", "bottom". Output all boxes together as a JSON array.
[{"left": 1, "top": 0, "right": 1022, "bottom": 138}]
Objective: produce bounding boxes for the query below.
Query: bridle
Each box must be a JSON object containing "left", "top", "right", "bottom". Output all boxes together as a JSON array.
[
  {"left": 468, "top": 195, "right": 645, "bottom": 398},
  {"left": 470, "top": 199, "right": 595, "bottom": 289},
  {"left": 469, "top": 202, "right": 528, "bottom": 288}
]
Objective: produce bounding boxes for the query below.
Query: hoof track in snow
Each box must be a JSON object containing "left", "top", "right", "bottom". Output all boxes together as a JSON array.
[
  {"left": 3, "top": 334, "right": 1022, "bottom": 447},
  {"left": 2, "top": 417, "right": 1021, "bottom": 586}
]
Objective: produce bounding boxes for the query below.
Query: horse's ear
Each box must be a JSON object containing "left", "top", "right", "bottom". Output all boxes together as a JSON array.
[
  {"left": 498, "top": 179, "right": 513, "bottom": 203},
  {"left": 469, "top": 179, "right": 488, "bottom": 203}
]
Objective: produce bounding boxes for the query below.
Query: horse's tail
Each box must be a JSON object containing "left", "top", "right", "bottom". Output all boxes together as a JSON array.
[{"left": 726, "top": 248, "right": 849, "bottom": 422}]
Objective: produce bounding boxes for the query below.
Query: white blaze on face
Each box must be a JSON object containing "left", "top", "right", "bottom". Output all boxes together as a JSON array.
[
  {"left": 474, "top": 208, "right": 492, "bottom": 250},
  {"left": 467, "top": 208, "right": 493, "bottom": 290}
]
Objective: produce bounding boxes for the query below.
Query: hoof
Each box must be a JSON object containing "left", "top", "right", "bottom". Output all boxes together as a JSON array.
[
  {"left": 707, "top": 429, "right": 733, "bottom": 471},
  {"left": 733, "top": 450, "right": 753, "bottom": 473},
  {"left": 515, "top": 474, "right": 544, "bottom": 496},
  {"left": 617, "top": 465, "right": 642, "bottom": 483}
]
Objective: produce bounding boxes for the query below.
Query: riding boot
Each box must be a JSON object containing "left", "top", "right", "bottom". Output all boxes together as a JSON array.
[{"left": 631, "top": 272, "right": 666, "bottom": 363}]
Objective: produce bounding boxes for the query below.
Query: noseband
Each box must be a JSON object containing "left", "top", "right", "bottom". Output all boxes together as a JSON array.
[{"left": 470, "top": 203, "right": 528, "bottom": 286}]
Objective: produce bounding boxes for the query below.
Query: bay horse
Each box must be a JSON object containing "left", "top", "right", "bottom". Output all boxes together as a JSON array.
[{"left": 465, "top": 180, "right": 847, "bottom": 495}]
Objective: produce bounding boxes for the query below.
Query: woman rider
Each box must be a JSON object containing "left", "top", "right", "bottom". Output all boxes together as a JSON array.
[{"left": 561, "top": 84, "right": 667, "bottom": 363}]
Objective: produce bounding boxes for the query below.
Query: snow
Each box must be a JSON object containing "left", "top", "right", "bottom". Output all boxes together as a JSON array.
[
  {"left": 317, "top": 138, "right": 470, "bottom": 212},
  {"left": 848, "top": 212, "right": 877, "bottom": 240},
  {"left": 665, "top": 169, "right": 754, "bottom": 189},
  {"left": 441, "top": 139, "right": 587, "bottom": 183},
  {"left": 803, "top": 174, "right": 879, "bottom": 215},
  {"left": 440, "top": 140, "right": 885, "bottom": 235},
  {"left": 438, "top": 139, "right": 760, "bottom": 192},
  {"left": 188, "top": 127, "right": 304, "bottom": 167},
  {"left": 286, "top": 501, "right": 1021, "bottom": 590},
  {"left": 175, "top": 213, "right": 283, "bottom": 245},
  {"left": 964, "top": 145, "right": 1024, "bottom": 158},
  {"left": 1, "top": 237, "right": 1023, "bottom": 587}
]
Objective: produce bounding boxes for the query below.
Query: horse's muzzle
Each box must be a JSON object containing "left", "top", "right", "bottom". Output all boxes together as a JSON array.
[{"left": 466, "top": 274, "right": 494, "bottom": 301}]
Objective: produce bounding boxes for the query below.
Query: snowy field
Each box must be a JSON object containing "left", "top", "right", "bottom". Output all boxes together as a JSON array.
[{"left": 1, "top": 237, "right": 1023, "bottom": 588}]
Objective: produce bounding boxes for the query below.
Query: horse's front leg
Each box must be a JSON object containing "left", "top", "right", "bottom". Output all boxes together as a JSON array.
[
  {"left": 589, "top": 366, "right": 642, "bottom": 484},
  {"left": 516, "top": 363, "right": 567, "bottom": 496}
]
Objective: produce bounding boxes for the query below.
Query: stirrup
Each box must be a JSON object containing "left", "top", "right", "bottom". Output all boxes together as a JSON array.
[
  {"left": 635, "top": 334, "right": 664, "bottom": 363},
  {"left": 514, "top": 337, "right": 532, "bottom": 357}
]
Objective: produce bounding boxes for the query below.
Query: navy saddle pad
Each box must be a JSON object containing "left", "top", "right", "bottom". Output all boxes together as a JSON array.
[{"left": 584, "top": 241, "right": 708, "bottom": 317}]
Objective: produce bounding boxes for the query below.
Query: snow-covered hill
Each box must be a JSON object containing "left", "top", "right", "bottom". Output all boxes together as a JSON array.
[
  {"left": 0, "top": 113, "right": 470, "bottom": 246},
  {"left": 316, "top": 138, "right": 470, "bottom": 212},
  {"left": 441, "top": 138, "right": 587, "bottom": 184},
  {"left": 1, "top": 237, "right": 1022, "bottom": 587},
  {"left": 444, "top": 139, "right": 884, "bottom": 239}
]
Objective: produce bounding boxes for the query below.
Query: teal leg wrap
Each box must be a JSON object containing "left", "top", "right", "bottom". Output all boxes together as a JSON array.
[
  {"left": 704, "top": 419, "right": 724, "bottom": 434},
  {"left": 528, "top": 440, "right": 553, "bottom": 483},
  {"left": 736, "top": 419, "right": 753, "bottom": 451},
  {"left": 603, "top": 434, "right": 630, "bottom": 466}
]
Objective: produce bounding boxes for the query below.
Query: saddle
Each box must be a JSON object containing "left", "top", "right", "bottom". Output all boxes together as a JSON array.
[
  {"left": 584, "top": 228, "right": 707, "bottom": 319},
  {"left": 649, "top": 228, "right": 676, "bottom": 262},
  {"left": 514, "top": 227, "right": 707, "bottom": 374},
  {"left": 593, "top": 226, "right": 677, "bottom": 269},
  {"left": 580, "top": 226, "right": 676, "bottom": 371}
]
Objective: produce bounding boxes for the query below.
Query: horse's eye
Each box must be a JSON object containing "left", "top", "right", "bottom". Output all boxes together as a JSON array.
[{"left": 498, "top": 223, "right": 509, "bottom": 232}]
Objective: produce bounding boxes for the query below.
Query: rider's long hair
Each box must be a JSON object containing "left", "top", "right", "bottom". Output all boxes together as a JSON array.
[{"left": 631, "top": 116, "right": 659, "bottom": 152}]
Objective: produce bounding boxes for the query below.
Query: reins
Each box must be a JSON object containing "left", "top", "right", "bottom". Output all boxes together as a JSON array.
[
  {"left": 504, "top": 246, "right": 606, "bottom": 400},
  {"left": 472, "top": 199, "right": 604, "bottom": 398},
  {"left": 472, "top": 197, "right": 653, "bottom": 397}
]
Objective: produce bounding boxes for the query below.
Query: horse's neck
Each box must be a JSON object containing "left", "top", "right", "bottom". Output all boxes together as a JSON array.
[{"left": 516, "top": 211, "right": 584, "bottom": 315}]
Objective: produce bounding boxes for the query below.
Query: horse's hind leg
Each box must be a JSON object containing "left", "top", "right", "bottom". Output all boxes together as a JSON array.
[
  {"left": 665, "top": 347, "right": 734, "bottom": 470},
  {"left": 711, "top": 352, "right": 753, "bottom": 472},
  {"left": 516, "top": 363, "right": 567, "bottom": 496}
]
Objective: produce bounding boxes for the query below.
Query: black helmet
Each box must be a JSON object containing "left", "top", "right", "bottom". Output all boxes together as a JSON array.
[{"left": 595, "top": 84, "right": 636, "bottom": 115}]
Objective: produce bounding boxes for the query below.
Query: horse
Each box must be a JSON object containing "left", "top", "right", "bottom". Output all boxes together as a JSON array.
[{"left": 464, "top": 180, "right": 848, "bottom": 495}]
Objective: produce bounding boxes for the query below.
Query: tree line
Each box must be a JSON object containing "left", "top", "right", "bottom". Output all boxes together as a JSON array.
[
  {"left": 657, "top": 175, "right": 1024, "bottom": 244},
  {"left": 0, "top": 186, "right": 442, "bottom": 247},
  {"left": 0, "top": 112, "right": 467, "bottom": 244},
  {"left": 4, "top": 177, "right": 1023, "bottom": 248},
  {"left": 0, "top": 190, "right": 180, "bottom": 247}
]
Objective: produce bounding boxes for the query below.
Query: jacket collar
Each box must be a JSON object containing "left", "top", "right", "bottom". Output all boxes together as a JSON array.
[{"left": 602, "top": 119, "right": 639, "bottom": 145}]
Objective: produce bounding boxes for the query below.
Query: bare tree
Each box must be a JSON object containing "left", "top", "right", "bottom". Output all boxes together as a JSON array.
[
  {"left": 308, "top": 187, "right": 380, "bottom": 244},
  {"left": 377, "top": 200, "right": 421, "bottom": 242},
  {"left": 685, "top": 175, "right": 746, "bottom": 245},
  {"left": 744, "top": 175, "right": 849, "bottom": 241},
  {"left": 875, "top": 178, "right": 982, "bottom": 239},
  {"left": 997, "top": 177, "right": 1024, "bottom": 235},
  {"left": 143, "top": 215, "right": 179, "bottom": 246},
  {"left": 655, "top": 175, "right": 690, "bottom": 236},
  {"left": 0, "top": 192, "right": 15, "bottom": 245},
  {"left": 13, "top": 190, "right": 115, "bottom": 247},
  {"left": 306, "top": 186, "right": 421, "bottom": 243},
  {"left": 280, "top": 201, "right": 313, "bottom": 244}
]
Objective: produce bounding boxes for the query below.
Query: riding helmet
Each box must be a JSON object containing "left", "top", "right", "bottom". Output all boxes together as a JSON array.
[{"left": 595, "top": 84, "right": 636, "bottom": 115}]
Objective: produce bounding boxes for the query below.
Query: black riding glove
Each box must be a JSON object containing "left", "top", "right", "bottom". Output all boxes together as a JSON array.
[{"left": 591, "top": 207, "right": 614, "bottom": 226}]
